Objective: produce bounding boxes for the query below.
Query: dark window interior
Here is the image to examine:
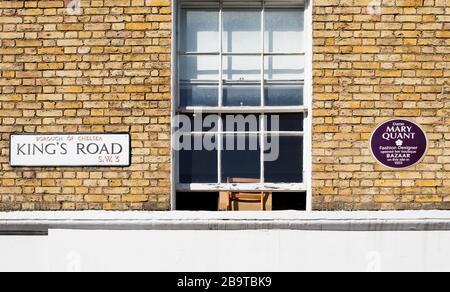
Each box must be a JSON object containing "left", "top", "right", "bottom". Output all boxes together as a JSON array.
[
  {"left": 179, "top": 135, "right": 218, "bottom": 183},
  {"left": 272, "top": 192, "right": 307, "bottom": 211},
  {"left": 176, "top": 192, "right": 219, "bottom": 211},
  {"left": 267, "top": 114, "right": 304, "bottom": 132},
  {"left": 221, "top": 135, "right": 260, "bottom": 183},
  {"left": 176, "top": 192, "right": 306, "bottom": 211},
  {"left": 265, "top": 136, "right": 303, "bottom": 183}
]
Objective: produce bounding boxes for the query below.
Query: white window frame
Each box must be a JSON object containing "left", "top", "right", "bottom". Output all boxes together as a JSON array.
[{"left": 171, "top": 0, "right": 313, "bottom": 211}]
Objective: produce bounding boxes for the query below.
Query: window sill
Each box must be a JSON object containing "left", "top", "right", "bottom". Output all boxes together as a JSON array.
[
  {"left": 176, "top": 183, "right": 306, "bottom": 192},
  {"left": 177, "top": 106, "right": 308, "bottom": 114}
]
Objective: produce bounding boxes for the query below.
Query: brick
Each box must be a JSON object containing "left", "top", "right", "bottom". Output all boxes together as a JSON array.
[
  {"left": 104, "top": 0, "right": 131, "bottom": 6},
  {"left": 417, "top": 180, "right": 442, "bottom": 187},
  {"left": 122, "top": 195, "right": 149, "bottom": 202},
  {"left": 415, "top": 196, "right": 442, "bottom": 203},
  {"left": 83, "top": 117, "right": 110, "bottom": 124},
  {"left": 396, "top": 0, "right": 424, "bottom": 6},
  {"left": 436, "top": 31, "right": 450, "bottom": 38},
  {"left": 57, "top": 86, "right": 83, "bottom": 93},
  {"left": 84, "top": 8, "right": 111, "bottom": 14},
  {"left": 37, "top": 16, "right": 64, "bottom": 23},
  {"left": 394, "top": 109, "right": 421, "bottom": 116},
  {"left": 85, "top": 195, "right": 109, "bottom": 203},
  {"left": 38, "top": 1, "right": 64, "bottom": 8},
  {"left": 374, "top": 195, "right": 397, "bottom": 203},
  {"left": 126, "top": 23, "right": 152, "bottom": 30},
  {"left": 57, "top": 24, "right": 84, "bottom": 31},
  {"left": 38, "top": 63, "right": 64, "bottom": 70},
  {"left": 417, "top": 70, "right": 443, "bottom": 77},
  {"left": 57, "top": 39, "right": 83, "bottom": 46},
  {"left": 0, "top": 32, "right": 24, "bottom": 39},
  {"left": 0, "top": 1, "right": 24, "bottom": 8},
  {"left": 16, "top": 40, "right": 42, "bottom": 47},
  {"left": 147, "top": 0, "right": 171, "bottom": 6},
  {"left": 125, "top": 7, "right": 153, "bottom": 14},
  {"left": 0, "top": 17, "right": 22, "bottom": 24}
]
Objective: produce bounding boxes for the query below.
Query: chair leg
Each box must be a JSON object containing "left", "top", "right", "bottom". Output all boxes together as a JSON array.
[
  {"left": 261, "top": 193, "right": 264, "bottom": 211},
  {"left": 228, "top": 193, "right": 235, "bottom": 211}
]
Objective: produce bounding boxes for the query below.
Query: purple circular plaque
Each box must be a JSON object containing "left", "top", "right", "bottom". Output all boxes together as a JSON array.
[{"left": 370, "top": 119, "right": 428, "bottom": 169}]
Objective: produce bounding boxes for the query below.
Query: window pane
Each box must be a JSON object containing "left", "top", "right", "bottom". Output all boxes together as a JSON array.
[
  {"left": 264, "top": 55, "right": 305, "bottom": 80},
  {"left": 265, "top": 9, "right": 304, "bottom": 53},
  {"left": 181, "top": 9, "right": 219, "bottom": 52},
  {"left": 222, "top": 134, "right": 260, "bottom": 183},
  {"left": 223, "top": 10, "right": 261, "bottom": 53},
  {"left": 187, "top": 113, "right": 219, "bottom": 132},
  {"left": 180, "top": 55, "right": 219, "bottom": 81},
  {"left": 264, "top": 85, "right": 303, "bottom": 106},
  {"left": 223, "top": 114, "right": 260, "bottom": 132},
  {"left": 180, "top": 85, "right": 218, "bottom": 107},
  {"left": 179, "top": 135, "right": 218, "bottom": 183},
  {"left": 264, "top": 136, "right": 303, "bottom": 183},
  {"left": 266, "top": 114, "right": 304, "bottom": 132},
  {"left": 223, "top": 56, "right": 260, "bottom": 81},
  {"left": 223, "top": 85, "right": 261, "bottom": 107}
]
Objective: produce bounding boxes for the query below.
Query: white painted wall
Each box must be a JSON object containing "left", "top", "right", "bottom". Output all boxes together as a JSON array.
[
  {"left": 0, "top": 236, "right": 48, "bottom": 272},
  {"left": 2, "top": 229, "right": 450, "bottom": 272}
]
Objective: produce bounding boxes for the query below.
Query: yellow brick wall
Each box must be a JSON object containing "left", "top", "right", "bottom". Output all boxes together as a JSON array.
[
  {"left": 312, "top": 0, "right": 450, "bottom": 210},
  {"left": 0, "top": 0, "right": 172, "bottom": 210},
  {"left": 1, "top": 0, "right": 449, "bottom": 211}
]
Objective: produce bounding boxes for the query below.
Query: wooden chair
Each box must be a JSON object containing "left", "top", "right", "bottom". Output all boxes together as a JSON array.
[{"left": 218, "top": 178, "right": 272, "bottom": 211}]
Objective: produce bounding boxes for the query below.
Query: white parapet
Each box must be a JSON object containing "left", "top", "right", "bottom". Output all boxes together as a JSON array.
[
  {"left": 2, "top": 211, "right": 450, "bottom": 272},
  {"left": 2, "top": 210, "right": 450, "bottom": 232}
]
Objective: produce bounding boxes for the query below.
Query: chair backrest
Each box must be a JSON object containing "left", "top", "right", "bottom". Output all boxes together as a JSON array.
[
  {"left": 227, "top": 178, "right": 260, "bottom": 183},
  {"left": 221, "top": 178, "right": 271, "bottom": 211}
]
